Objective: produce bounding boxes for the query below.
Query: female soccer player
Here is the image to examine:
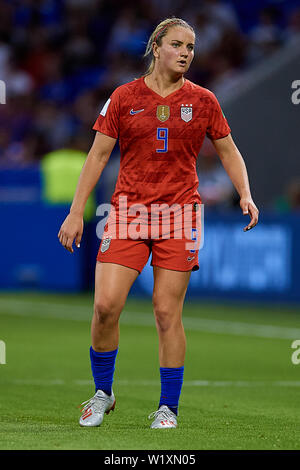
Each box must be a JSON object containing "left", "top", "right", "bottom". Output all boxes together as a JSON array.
[{"left": 58, "top": 17, "right": 259, "bottom": 429}]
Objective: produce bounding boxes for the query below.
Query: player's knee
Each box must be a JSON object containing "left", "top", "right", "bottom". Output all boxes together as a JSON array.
[
  {"left": 153, "top": 304, "right": 181, "bottom": 333},
  {"left": 94, "top": 297, "right": 122, "bottom": 326}
]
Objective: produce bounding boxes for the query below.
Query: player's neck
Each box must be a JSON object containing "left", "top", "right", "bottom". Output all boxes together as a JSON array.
[{"left": 144, "top": 71, "right": 185, "bottom": 98}]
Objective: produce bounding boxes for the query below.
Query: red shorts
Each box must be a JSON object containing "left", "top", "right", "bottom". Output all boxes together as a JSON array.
[{"left": 97, "top": 204, "right": 201, "bottom": 273}]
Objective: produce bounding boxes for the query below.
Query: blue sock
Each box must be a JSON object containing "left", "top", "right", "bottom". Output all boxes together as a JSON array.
[
  {"left": 89, "top": 346, "right": 118, "bottom": 396},
  {"left": 159, "top": 366, "right": 184, "bottom": 415}
]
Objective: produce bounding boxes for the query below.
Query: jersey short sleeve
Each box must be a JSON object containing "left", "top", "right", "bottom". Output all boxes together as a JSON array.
[
  {"left": 206, "top": 92, "right": 231, "bottom": 140},
  {"left": 93, "top": 88, "right": 120, "bottom": 139}
]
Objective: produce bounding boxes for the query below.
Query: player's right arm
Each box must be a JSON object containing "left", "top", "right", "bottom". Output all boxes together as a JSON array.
[{"left": 58, "top": 131, "right": 117, "bottom": 253}]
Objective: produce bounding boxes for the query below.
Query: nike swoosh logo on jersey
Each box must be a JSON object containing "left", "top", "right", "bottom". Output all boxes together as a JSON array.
[{"left": 130, "top": 108, "right": 144, "bottom": 115}]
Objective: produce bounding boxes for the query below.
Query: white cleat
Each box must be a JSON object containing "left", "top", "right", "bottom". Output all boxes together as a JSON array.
[
  {"left": 79, "top": 389, "right": 116, "bottom": 427},
  {"left": 148, "top": 405, "right": 177, "bottom": 429}
]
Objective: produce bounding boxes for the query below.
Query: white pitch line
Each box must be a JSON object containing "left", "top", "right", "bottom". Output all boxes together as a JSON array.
[
  {"left": 3, "top": 378, "right": 300, "bottom": 388},
  {"left": 74, "top": 379, "right": 300, "bottom": 388},
  {"left": 1, "top": 298, "right": 300, "bottom": 340}
]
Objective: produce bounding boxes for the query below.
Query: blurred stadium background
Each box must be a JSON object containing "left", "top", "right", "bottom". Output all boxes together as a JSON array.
[
  {"left": 1, "top": 0, "right": 300, "bottom": 451},
  {"left": 1, "top": 0, "right": 300, "bottom": 301}
]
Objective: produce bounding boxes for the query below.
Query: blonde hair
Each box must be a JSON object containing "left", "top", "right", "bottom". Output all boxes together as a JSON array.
[{"left": 143, "top": 17, "right": 195, "bottom": 76}]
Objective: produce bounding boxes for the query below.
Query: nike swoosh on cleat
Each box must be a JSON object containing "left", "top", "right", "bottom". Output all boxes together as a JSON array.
[{"left": 130, "top": 109, "right": 144, "bottom": 115}]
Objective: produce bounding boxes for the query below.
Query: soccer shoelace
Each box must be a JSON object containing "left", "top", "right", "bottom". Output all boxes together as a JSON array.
[
  {"left": 79, "top": 394, "right": 108, "bottom": 414},
  {"left": 148, "top": 407, "right": 175, "bottom": 423}
]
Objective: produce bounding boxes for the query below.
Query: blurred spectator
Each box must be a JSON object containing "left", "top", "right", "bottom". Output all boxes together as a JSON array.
[
  {"left": 148, "top": 0, "right": 184, "bottom": 17},
  {"left": 40, "top": 134, "right": 96, "bottom": 221},
  {"left": 285, "top": 7, "right": 300, "bottom": 44},
  {"left": 208, "top": 57, "right": 244, "bottom": 99},
  {"left": 33, "top": 100, "right": 75, "bottom": 150},
  {"left": 274, "top": 178, "right": 300, "bottom": 213},
  {"left": 0, "top": 38, "right": 11, "bottom": 78},
  {"left": 202, "top": 0, "right": 239, "bottom": 32},
  {"left": 0, "top": 0, "right": 299, "bottom": 173},
  {"left": 3, "top": 55, "right": 34, "bottom": 98},
  {"left": 23, "top": 31, "right": 64, "bottom": 88},
  {"left": 106, "top": 7, "right": 150, "bottom": 58},
  {"left": 193, "top": 9, "right": 223, "bottom": 58},
  {"left": 248, "top": 6, "right": 284, "bottom": 63},
  {"left": 0, "top": 128, "right": 47, "bottom": 168},
  {"left": 207, "top": 28, "right": 247, "bottom": 98}
]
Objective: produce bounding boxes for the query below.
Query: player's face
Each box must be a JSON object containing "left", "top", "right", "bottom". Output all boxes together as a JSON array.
[{"left": 155, "top": 26, "right": 195, "bottom": 75}]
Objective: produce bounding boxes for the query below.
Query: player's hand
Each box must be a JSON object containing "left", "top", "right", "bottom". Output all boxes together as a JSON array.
[
  {"left": 58, "top": 212, "right": 83, "bottom": 253},
  {"left": 240, "top": 197, "right": 259, "bottom": 232}
]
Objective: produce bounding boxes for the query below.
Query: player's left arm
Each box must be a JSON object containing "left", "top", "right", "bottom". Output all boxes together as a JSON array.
[{"left": 212, "top": 133, "right": 259, "bottom": 232}]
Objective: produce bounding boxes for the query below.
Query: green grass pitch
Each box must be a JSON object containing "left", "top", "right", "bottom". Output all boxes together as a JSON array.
[{"left": 0, "top": 292, "right": 300, "bottom": 450}]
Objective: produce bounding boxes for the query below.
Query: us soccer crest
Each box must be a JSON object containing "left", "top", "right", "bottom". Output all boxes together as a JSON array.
[
  {"left": 157, "top": 105, "right": 170, "bottom": 122},
  {"left": 181, "top": 104, "right": 193, "bottom": 122},
  {"left": 100, "top": 237, "right": 111, "bottom": 253}
]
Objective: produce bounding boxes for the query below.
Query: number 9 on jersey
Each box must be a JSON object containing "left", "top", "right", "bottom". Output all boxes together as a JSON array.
[{"left": 156, "top": 127, "right": 168, "bottom": 153}]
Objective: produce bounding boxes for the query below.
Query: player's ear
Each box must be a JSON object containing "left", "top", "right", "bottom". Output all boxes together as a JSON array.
[{"left": 152, "top": 42, "right": 160, "bottom": 59}]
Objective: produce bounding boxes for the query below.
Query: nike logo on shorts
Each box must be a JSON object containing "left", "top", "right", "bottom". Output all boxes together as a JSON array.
[{"left": 130, "top": 108, "right": 144, "bottom": 115}]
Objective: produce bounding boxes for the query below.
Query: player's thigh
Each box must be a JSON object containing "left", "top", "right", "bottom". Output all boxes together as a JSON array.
[
  {"left": 94, "top": 262, "right": 139, "bottom": 315},
  {"left": 152, "top": 266, "right": 191, "bottom": 316}
]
